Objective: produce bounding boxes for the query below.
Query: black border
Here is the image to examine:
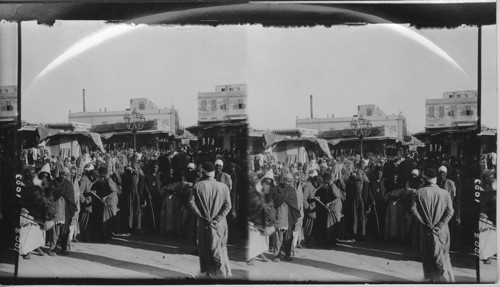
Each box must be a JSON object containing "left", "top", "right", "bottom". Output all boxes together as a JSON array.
[{"left": 0, "top": 0, "right": 496, "bottom": 285}]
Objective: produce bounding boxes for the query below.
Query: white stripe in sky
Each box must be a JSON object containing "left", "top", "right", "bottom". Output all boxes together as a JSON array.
[{"left": 30, "top": 6, "right": 468, "bottom": 87}]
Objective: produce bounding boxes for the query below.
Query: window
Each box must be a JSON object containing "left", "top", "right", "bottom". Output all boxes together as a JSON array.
[
  {"left": 457, "top": 94, "right": 461, "bottom": 98},
  {"left": 139, "top": 102, "right": 145, "bottom": 110},
  {"left": 4, "top": 100, "right": 13, "bottom": 111},
  {"left": 449, "top": 95, "right": 453, "bottom": 98},
  {"left": 211, "top": 99, "right": 217, "bottom": 111},
  {"left": 229, "top": 88, "right": 233, "bottom": 91},
  {"left": 448, "top": 105, "right": 457, "bottom": 117},
  {"left": 366, "top": 108, "right": 373, "bottom": 116},
  {"left": 200, "top": 100, "right": 207, "bottom": 111},
  {"left": 428, "top": 106, "right": 435, "bottom": 118},
  {"left": 220, "top": 98, "right": 229, "bottom": 110},
  {"left": 465, "top": 105, "right": 474, "bottom": 116},
  {"left": 237, "top": 98, "right": 245, "bottom": 109},
  {"left": 221, "top": 88, "right": 226, "bottom": 92},
  {"left": 438, "top": 106, "right": 445, "bottom": 118},
  {"left": 220, "top": 100, "right": 229, "bottom": 110}
]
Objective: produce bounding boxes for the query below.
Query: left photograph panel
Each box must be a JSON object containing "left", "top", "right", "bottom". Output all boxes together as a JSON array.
[{"left": 0, "top": 21, "right": 250, "bottom": 282}]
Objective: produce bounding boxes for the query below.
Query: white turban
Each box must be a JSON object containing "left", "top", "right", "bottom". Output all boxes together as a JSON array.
[
  {"left": 262, "top": 170, "right": 275, "bottom": 181},
  {"left": 308, "top": 170, "right": 318, "bottom": 178},
  {"left": 438, "top": 166, "right": 447, "bottom": 173},
  {"left": 135, "top": 152, "right": 142, "bottom": 161},
  {"left": 215, "top": 159, "right": 224, "bottom": 167}
]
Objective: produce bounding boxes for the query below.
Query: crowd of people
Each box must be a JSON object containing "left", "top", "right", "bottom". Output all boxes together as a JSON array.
[
  {"left": 247, "top": 151, "right": 497, "bottom": 282},
  {"left": 12, "top": 141, "right": 498, "bottom": 281},
  {"left": 18, "top": 145, "right": 247, "bottom": 277}
]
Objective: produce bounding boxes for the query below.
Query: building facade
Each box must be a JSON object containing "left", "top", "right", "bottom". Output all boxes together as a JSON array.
[
  {"left": 187, "top": 84, "right": 248, "bottom": 151},
  {"left": 296, "top": 104, "right": 407, "bottom": 141},
  {"left": 0, "top": 85, "right": 18, "bottom": 122},
  {"left": 69, "top": 98, "right": 179, "bottom": 134},
  {"left": 425, "top": 90, "right": 477, "bottom": 129},
  {"left": 197, "top": 84, "right": 247, "bottom": 122}
]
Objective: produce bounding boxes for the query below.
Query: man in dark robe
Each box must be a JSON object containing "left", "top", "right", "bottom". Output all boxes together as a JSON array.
[
  {"left": 79, "top": 164, "right": 94, "bottom": 241},
  {"left": 172, "top": 148, "right": 188, "bottom": 183},
  {"left": 189, "top": 162, "right": 232, "bottom": 278},
  {"left": 131, "top": 153, "right": 146, "bottom": 232},
  {"left": 302, "top": 170, "right": 319, "bottom": 246},
  {"left": 158, "top": 151, "right": 172, "bottom": 184},
  {"left": 406, "top": 169, "right": 424, "bottom": 250},
  {"left": 347, "top": 170, "right": 369, "bottom": 241},
  {"left": 270, "top": 174, "right": 300, "bottom": 262},
  {"left": 411, "top": 168, "right": 454, "bottom": 282},
  {"left": 145, "top": 162, "right": 162, "bottom": 233},
  {"left": 92, "top": 166, "right": 119, "bottom": 241},
  {"left": 437, "top": 165, "right": 459, "bottom": 249},
  {"left": 368, "top": 169, "right": 386, "bottom": 241},
  {"left": 214, "top": 159, "right": 234, "bottom": 240},
  {"left": 48, "top": 167, "right": 77, "bottom": 256}
]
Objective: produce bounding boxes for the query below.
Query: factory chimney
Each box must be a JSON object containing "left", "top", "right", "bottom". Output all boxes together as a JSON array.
[
  {"left": 310, "top": 95, "right": 313, "bottom": 119},
  {"left": 82, "top": 89, "right": 86, "bottom": 112}
]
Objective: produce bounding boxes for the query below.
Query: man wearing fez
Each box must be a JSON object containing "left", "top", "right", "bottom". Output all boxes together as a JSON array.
[
  {"left": 189, "top": 162, "right": 232, "bottom": 278},
  {"left": 270, "top": 173, "right": 300, "bottom": 262},
  {"left": 411, "top": 168, "right": 454, "bottom": 282},
  {"left": 48, "top": 167, "right": 77, "bottom": 256}
]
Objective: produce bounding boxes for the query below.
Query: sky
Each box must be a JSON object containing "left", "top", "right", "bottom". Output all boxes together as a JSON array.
[{"left": 0, "top": 20, "right": 497, "bottom": 133}]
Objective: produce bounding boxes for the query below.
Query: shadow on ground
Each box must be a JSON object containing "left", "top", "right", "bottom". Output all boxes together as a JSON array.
[
  {"left": 261, "top": 253, "right": 412, "bottom": 283},
  {"left": 109, "top": 235, "right": 248, "bottom": 262},
  {"left": 67, "top": 250, "right": 191, "bottom": 278},
  {"left": 322, "top": 241, "right": 476, "bottom": 270}
]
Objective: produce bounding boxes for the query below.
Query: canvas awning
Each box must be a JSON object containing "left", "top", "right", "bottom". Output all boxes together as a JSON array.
[
  {"left": 329, "top": 136, "right": 399, "bottom": 144},
  {"left": 271, "top": 137, "right": 332, "bottom": 159},
  {"left": 263, "top": 133, "right": 289, "bottom": 148},
  {"left": 185, "top": 121, "right": 248, "bottom": 135},
  {"left": 101, "top": 129, "right": 171, "bottom": 138},
  {"left": 44, "top": 131, "right": 105, "bottom": 152}
]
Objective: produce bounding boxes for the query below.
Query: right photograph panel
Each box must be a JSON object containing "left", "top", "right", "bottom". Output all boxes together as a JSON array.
[{"left": 245, "top": 23, "right": 497, "bottom": 283}]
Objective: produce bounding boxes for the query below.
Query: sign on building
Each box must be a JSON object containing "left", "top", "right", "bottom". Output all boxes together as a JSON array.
[{"left": 0, "top": 86, "right": 18, "bottom": 122}]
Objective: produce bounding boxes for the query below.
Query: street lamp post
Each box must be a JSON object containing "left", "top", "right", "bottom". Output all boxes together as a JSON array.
[
  {"left": 124, "top": 108, "right": 145, "bottom": 150},
  {"left": 350, "top": 115, "right": 372, "bottom": 157}
]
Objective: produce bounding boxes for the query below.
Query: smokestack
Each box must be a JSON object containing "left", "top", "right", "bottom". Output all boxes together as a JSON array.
[
  {"left": 310, "top": 95, "right": 313, "bottom": 119},
  {"left": 82, "top": 89, "right": 86, "bottom": 113}
]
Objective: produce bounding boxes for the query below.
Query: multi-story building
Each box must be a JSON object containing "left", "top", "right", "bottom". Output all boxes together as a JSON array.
[
  {"left": 197, "top": 84, "right": 247, "bottom": 122},
  {"left": 0, "top": 85, "right": 18, "bottom": 122},
  {"left": 296, "top": 104, "right": 407, "bottom": 141},
  {"left": 69, "top": 98, "right": 179, "bottom": 134},
  {"left": 414, "top": 90, "right": 481, "bottom": 157},
  {"left": 187, "top": 84, "right": 248, "bottom": 151},
  {"left": 425, "top": 90, "right": 477, "bottom": 129}
]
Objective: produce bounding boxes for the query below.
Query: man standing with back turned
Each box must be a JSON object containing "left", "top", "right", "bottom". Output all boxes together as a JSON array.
[
  {"left": 189, "top": 162, "right": 232, "bottom": 279},
  {"left": 411, "top": 168, "right": 455, "bottom": 282}
]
